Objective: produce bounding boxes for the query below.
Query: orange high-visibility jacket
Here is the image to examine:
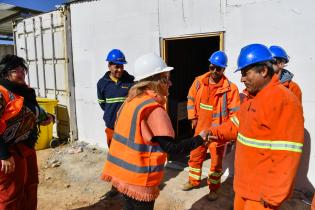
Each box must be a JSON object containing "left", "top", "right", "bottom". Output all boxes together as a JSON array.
[
  {"left": 210, "top": 75, "right": 304, "bottom": 206},
  {"left": 102, "top": 94, "right": 167, "bottom": 187},
  {"left": 282, "top": 80, "right": 302, "bottom": 103},
  {"left": 187, "top": 73, "right": 240, "bottom": 134},
  {"left": 280, "top": 69, "right": 302, "bottom": 103},
  {"left": 0, "top": 85, "right": 24, "bottom": 134}
]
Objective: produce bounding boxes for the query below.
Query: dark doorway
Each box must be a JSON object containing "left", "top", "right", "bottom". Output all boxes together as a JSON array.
[{"left": 162, "top": 34, "right": 222, "bottom": 141}]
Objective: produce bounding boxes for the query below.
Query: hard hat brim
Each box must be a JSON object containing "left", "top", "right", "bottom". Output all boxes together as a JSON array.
[
  {"left": 135, "top": 66, "right": 174, "bottom": 81},
  {"left": 108, "top": 60, "right": 127, "bottom": 65},
  {"left": 234, "top": 57, "right": 273, "bottom": 73}
]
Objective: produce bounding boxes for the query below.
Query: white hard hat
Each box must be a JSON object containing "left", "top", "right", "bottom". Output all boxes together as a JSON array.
[{"left": 134, "top": 53, "right": 174, "bottom": 81}]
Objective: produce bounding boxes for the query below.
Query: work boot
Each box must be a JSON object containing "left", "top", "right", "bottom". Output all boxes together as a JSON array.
[
  {"left": 100, "top": 186, "right": 119, "bottom": 200},
  {"left": 182, "top": 182, "right": 197, "bottom": 191},
  {"left": 207, "top": 191, "right": 218, "bottom": 201}
]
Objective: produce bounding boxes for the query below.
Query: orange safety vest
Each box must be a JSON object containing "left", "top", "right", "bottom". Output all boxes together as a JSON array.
[
  {"left": 102, "top": 94, "right": 167, "bottom": 187},
  {"left": 210, "top": 75, "right": 304, "bottom": 206},
  {"left": 0, "top": 85, "right": 24, "bottom": 134},
  {"left": 187, "top": 73, "right": 240, "bottom": 134}
]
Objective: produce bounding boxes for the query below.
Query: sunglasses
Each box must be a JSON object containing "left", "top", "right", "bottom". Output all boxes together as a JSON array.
[
  {"left": 209, "top": 65, "right": 224, "bottom": 71},
  {"left": 272, "top": 58, "right": 286, "bottom": 65}
]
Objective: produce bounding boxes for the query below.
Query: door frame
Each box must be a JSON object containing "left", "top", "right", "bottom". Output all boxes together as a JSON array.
[
  {"left": 159, "top": 32, "right": 225, "bottom": 136},
  {"left": 160, "top": 31, "right": 225, "bottom": 62}
]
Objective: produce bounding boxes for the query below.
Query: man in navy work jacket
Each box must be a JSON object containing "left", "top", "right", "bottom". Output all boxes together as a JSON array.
[{"left": 97, "top": 49, "right": 134, "bottom": 198}]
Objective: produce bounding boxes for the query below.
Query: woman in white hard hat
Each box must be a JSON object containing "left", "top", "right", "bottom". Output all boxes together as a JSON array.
[{"left": 101, "top": 53, "right": 209, "bottom": 210}]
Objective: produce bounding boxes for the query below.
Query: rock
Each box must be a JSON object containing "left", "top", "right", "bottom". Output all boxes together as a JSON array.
[
  {"left": 51, "top": 162, "right": 61, "bottom": 168},
  {"left": 68, "top": 146, "right": 83, "bottom": 154}
]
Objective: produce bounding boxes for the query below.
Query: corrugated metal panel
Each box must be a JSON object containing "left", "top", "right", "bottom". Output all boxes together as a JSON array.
[
  {"left": 0, "top": 44, "right": 14, "bottom": 58},
  {"left": 13, "top": 7, "right": 78, "bottom": 141}
]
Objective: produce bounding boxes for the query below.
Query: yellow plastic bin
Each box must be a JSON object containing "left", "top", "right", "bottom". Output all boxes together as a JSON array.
[{"left": 35, "top": 98, "right": 58, "bottom": 150}]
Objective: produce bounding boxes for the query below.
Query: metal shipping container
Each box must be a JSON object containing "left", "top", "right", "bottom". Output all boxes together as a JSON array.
[{"left": 13, "top": 6, "right": 77, "bottom": 141}]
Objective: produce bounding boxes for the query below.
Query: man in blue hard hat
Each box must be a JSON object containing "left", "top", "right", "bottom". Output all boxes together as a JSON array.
[
  {"left": 97, "top": 49, "right": 134, "bottom": 198},
  {"left": 207, "top": 44, "right": 304, "bottom": 209},
  {"left": 183, "top": 51, "right": 240, "bottom": 201},
  {"left": 269, "top": 45, "right": 302, "bottom": 103}
]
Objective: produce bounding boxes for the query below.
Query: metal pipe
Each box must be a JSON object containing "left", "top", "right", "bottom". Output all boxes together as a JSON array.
[
  {"left": 64, "top": 5, "right": 78, "bottom": 141},
  {"left": 23, "top": 21, "right": 30, "bottom": 84},
  {"left": 12, "top": 21, "right": 17, "bottom": 55},
  {"left": 50, "top": 13, "right": 58, "bottom": 99},
  {"left": 39, "top": 17, "right": 47, "bottom": 97},
  {"left": 32, "top": 18, "right": 40, "bottom": 96}
]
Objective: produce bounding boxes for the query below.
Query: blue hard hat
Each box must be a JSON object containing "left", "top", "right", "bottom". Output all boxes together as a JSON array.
[
  {"left": 236, "top": 44, "right": 273, "bottom": 72},
  {"left": 209, "top": 51, "right": 228, "bottom": 68},
  {"left": 269, "top": 45, "right": 289, "bottom": 63},
  {"left": 106, "top": 49, "right": 127, "bottom": 64}
]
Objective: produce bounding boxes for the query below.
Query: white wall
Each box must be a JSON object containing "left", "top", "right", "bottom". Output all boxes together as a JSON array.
[
  {"left": 70, "top": 0, "right": 315, "bottom": 191},
  {"left": 70, "top": 0, "right": 160, "bottom": 148},
  {"left": 158, "top": 0, "right": 224, "bottom": 36}
]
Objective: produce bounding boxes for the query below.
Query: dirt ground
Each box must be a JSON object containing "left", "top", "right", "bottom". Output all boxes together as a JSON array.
[{"left": 37, "top": 142, "right": 311, "bottom": 210}]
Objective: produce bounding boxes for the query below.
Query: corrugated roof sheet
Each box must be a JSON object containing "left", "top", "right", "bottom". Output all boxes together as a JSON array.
[{"left": 0, "top": 3, "right": 41, "bottom": 37}]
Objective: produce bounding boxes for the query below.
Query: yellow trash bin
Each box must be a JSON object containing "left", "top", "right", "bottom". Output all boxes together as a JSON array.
[{"left": 35, "top": 98, "right": 58, "bottom": 150}]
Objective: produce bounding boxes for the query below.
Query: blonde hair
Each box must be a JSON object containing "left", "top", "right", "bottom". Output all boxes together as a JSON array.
[{"left": 127, "top": 73, "right": 167, "bottom": 102}]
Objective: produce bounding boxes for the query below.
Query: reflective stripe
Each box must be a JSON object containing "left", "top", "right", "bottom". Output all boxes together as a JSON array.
[
  {"left": 129, "top": 98, "right": 156, "bottom": 142},
  {"left": 212, "top": 111, "right": 227, "bottom": 118},
  {"left": 221, "top": 92, "right": 227, "bottom": 116},
  {"left": 114, "top": 98, "right": 164, "bottom": 153},
  {"left": 189, "top": 166, "right": 201, "bottom": 173},
  {"left": 209, "top": 171, "right": 223, "bottom": 177},
  {"left": 208, "top": 178, "right": 220, "bottom": 184},
  {"left": 211, "top": 123, "right": 221, "bottom": 127},
  {"left": 107, "top": 153, "right": 164, "bottom": 173},
  {"left": 211, "top": 92, "right": 227, "bottom": 118},
  {"left": 105, "top": 97, "right": 126, "bottom": 103},
  {"left": 237, "top": 133, "right": 303, "bottom": 153},
  {"left": 187, "top": 96, "right": 195, "bottom": 102},
  {"left": 187, "top": 105, "right": 195, "bottom": 110},
  {"left": 230, "top": 116, "right": 239, "bottom": 127},
  {"left": 229, "top": 106, "right": 240, "bottom": 112},
  {"left": 200, "top": 103, "right": 213, "bottom": 111},
  {"left": 189, "top": 172, "right": 201, "bottom": 180},
  {"left": 97, "top": 99, "right": 106, "bottom": 103},
  {"left": 113, "top": 132, "right": 163, "bottom": 153}
]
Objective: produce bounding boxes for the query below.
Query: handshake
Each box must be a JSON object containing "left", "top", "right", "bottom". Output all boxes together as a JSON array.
[{"left": 198, "top": 130, "right": 218, "bottom": 145}]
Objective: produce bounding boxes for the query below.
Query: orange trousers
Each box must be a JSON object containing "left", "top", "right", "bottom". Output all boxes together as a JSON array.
[
  {"left": 105, "top": 128, "right": 114, "bottom": 147},
  {"left": 312, "top": 195, "right": 315, "bottom": 210},
  {"left": 0, "top": 144, "right": 38, "bottom": 210},
  {"left": 188, "top": 142, "right": 225, "bottom": 191},
  {"left": 234, "top": 194, "right": 279, "bottom": 210}
]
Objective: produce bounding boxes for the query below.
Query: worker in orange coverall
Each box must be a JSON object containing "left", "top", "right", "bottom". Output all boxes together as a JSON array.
[
  {"left": 182, "top": 51, "right": 240, "bottom": 201},
  {"left": 207, "top": 44, "right": 304, "bottom": 210},
  {"left": 269, "top": 45, "right": 302, "bottom": 102}
]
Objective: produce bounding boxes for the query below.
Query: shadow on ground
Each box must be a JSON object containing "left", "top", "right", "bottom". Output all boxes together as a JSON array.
[
  {"left": 189, "top": 177, "right": 234, "bottom": 210},
  {"left": 72, "top": 194, "right": 122, "bottom": 210}
]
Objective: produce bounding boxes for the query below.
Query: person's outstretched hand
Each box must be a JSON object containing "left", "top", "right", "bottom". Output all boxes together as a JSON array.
[{"left": 199, "top": 130, "right": 218, "bottom": 145}]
